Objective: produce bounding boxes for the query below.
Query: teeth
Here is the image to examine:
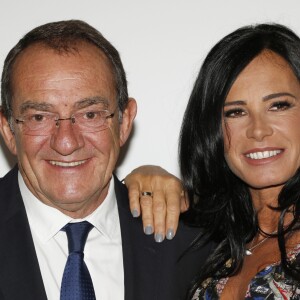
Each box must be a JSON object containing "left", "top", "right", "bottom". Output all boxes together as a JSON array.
[
  {"left": 49, "top": 160, "right": 86, "bottom": 167},
  {"left": 246, "top": 150, "right": 282, "bottom": 160}
]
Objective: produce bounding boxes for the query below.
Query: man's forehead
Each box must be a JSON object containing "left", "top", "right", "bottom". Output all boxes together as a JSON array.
[
  {"left": 15, "top": 40, "right": 108, "bottom": 60},
  {"left": 11, "top": 41, "right": 115, "bottom": 80},
  {"left": 10, "top": 42, "right": 117, "bottom": 111}
]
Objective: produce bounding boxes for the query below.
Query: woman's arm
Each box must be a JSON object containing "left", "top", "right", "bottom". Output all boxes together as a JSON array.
[{"left": 124, "top": 165, "right": 188, "bottom": 242}]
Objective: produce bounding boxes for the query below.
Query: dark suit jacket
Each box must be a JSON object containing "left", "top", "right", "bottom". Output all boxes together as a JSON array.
[{"left": 0, "top": 166, "right": 213, "bottom": 299}]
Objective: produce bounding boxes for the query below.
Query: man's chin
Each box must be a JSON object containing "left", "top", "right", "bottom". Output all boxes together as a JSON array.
[{"left": 46, "top": 196, "right": 93, "bottom": 217}]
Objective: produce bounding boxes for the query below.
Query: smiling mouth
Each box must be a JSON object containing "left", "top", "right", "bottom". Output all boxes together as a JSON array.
[
  {"left": 245, "top": 150, "right": 282, "bottom": 160},
  {"left": 49, "top": 160, "right": 87, "bottom": 167}
]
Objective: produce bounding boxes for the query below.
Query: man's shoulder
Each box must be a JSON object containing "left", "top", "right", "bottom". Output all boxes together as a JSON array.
[
  {"left": 113, "top": 174, "right": 213, "bottom": 258},
  {"left": 113, "top": 174, "right": 212, "bottom": 253},
  {"left": 0, "top": 165, "right": 19, "bottom": 195},
  {"left": 112, "top": 175, "right": 214, "bottom": 299},
  {"left": 0, "top": 165, "right": 22, "bottom": 216},
  {"left": 0, "top": 165, "right": 18, "bottom": 185},
  {"left": 161, "top": 219, "right": 213, "bottom": 264}
]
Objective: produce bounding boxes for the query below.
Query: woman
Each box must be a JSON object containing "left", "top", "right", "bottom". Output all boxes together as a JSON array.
[{"left": 126, "top": 23, "right": 300, "bottom": 299}]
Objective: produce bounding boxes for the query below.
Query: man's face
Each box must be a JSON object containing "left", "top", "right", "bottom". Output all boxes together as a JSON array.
[{"left": 0, "top": 42, "right": 136, "bottom": 217}]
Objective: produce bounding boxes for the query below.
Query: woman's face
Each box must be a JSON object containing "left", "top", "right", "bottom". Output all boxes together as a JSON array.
[{"left": 223, "top": 50, "right": 300, "bottom": 190}]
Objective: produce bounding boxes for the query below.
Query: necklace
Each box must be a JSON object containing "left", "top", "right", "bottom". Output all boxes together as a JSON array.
[
  {"left": 245, "top": 237, "right": 270, "bottom": 255},
  {"left": 245, "top": 230, "right": 277, "bottom": 256}
]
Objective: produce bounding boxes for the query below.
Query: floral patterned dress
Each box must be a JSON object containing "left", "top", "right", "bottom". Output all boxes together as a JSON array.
[{"left": 192, "top": 244, "right": 300, "bottom": 299}]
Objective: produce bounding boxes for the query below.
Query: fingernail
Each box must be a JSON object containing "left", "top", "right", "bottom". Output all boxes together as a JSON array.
[
  {"left": 166, "top": 229, "right": 174, "bottom": 240},
  {"left": 131, "top": 209, "right": 139, "bottom": 218},
  {"left": 154, "top": 233, "right": 164, "bottom": 243},
  {"left": 144, "top": 225, "right": 153, "bottom": 235}
]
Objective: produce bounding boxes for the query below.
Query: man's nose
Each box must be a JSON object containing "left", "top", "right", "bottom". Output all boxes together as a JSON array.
[{"left": 50, "top": 119, "right": 84, "bottom": 155}]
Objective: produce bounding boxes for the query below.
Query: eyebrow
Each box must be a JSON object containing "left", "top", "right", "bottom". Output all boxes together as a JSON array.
[
  {"left": 224, "top": 100, "right": 245, "bottom": 107},
  {"left": 74, "top": 96, "right": 110, "bottom": 109},
  {"left": 19, "top": 101, "right": 54, "bottom": 114},
  {"left": 18, "top": 96, "right": 111, "bottom": 114},
  {"left": 224, "top": 92, "right": 297, "bottom": 107},
  {"left": 262, "top": 92, "right": 296, "bottom": 101}
]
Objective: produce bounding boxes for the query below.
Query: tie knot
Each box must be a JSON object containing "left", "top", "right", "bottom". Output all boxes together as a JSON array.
[{"left": 63, "top": 221, "right": 93, "bottom": 253}]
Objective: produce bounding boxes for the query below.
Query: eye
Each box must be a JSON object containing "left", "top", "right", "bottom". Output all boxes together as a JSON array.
[
  {"left": 83, "top": 111, "right": 99, "bottom": 120},
  {"left": 29, "top": 113, "right": 48, "bottom": 122},
  {"left": 224, "top": 108, "right": 246, "bottom": 118},
  {"left": 269, "top": 100, "right": 292, "bottom": 111}
]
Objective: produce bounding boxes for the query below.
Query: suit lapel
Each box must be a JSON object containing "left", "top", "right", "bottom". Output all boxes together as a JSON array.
[
  {"left": 114, "top": 176, "right": 162, "bottom": 300},
  {"left": 0, "top": 167, "right": 47, "bottom": 300}
]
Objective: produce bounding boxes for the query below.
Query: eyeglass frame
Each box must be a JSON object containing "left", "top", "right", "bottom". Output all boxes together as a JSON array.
[{"left": 13, "top": 108, "right": 116, "bottom": 135}]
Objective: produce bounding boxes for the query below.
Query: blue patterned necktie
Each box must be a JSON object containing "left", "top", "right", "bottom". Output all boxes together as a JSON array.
[{"left": 60, "top": 221, "right": 96, "bottom": 300}]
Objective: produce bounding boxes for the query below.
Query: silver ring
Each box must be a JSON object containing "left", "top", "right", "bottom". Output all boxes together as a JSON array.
[{"left": 141, "top": 191, "right": 153, "bottom": 197}]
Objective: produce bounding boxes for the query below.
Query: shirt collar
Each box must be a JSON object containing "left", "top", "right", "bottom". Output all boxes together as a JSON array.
[{"left": 19, "top": 172, "right": 119, "bottom": 243}]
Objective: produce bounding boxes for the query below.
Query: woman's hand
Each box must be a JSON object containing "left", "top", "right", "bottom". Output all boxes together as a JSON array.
[{"left": 123, "top": 165, "right": 189, "bottom": 242}]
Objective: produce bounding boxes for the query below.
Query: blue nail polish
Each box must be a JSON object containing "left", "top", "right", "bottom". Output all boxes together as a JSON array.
[
  {"left": 144, "top": 225, "right": 153, "bottom": 235},
  {"left": 132, "top": 209, "right": 139, "bottom": 218},
  {"left": 166, "top": 229, "right": 174, "bottom": 240},
  {"left": 155, "top": 233, "right": 164, "bottom": 243}
]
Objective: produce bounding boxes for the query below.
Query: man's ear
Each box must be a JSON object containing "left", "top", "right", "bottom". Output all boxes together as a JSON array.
[
  {"left": 0, "top": 110, "right": 17, "bottom": 155},
  {"left": 119, "top": 98, "right": 137, "bottom": 147}
]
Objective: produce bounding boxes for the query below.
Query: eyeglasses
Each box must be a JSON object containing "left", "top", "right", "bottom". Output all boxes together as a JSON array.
[{"left": 14, "top": 109, "right": 115, "bottom": 136}]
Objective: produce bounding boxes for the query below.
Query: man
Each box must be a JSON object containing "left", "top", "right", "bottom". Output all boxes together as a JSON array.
[{"left": 0, "top": 20, "right": 212, "bottom": 300}]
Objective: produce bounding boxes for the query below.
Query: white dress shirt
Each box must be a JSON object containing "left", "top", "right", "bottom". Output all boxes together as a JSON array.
[{"left": 19, "top": 173, "right": 124, "bottom": 300}]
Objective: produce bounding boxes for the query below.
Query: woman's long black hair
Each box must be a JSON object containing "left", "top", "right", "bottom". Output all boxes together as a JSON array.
[{"left": 179, "top": 23, "right": 300, "bottom": 298}]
